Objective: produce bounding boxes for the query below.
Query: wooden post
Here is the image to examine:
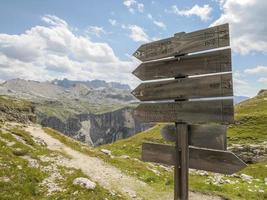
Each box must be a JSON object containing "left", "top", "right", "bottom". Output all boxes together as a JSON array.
[
  {"left": 174, "top": 123, "right": 189, "bottom": 200},
  {"left": 174, "top": 69, "right": 189, "bottom": 200}
]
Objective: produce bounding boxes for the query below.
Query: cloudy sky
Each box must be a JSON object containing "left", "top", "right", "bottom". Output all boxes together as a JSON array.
[{"left": 0, "top": 0, "right": 267, "bottom": 97}]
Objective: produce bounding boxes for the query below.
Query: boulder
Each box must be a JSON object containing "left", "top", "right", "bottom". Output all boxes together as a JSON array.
[{"left": 73, "top": 177, "right": 96, "bottom": 190}]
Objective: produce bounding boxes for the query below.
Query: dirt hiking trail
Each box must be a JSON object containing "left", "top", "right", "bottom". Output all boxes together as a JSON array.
[{"left": 26, "top": 124, "right": 224, "bottom": 200}]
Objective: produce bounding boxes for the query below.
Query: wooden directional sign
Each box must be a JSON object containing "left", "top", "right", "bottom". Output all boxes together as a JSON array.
[
  {"left": 161, "top": 124, "right": 227, "bottom": 150},
  {"left": 135, "top": 99, "right": 234, "bottom": 123},
  {"left": 132, "top": 73, "right": 233, "bottom": 101},
  {"left": 133, "top": 48, "right": 231, "bottom": 81},
  {"left": 133, "top": 24, "right": 229, "bottom": 62},
  {"left": 142, "top": 143, "right": 246, "bottom": 175},
  {"left": 131, "top": 23, "right": 243, "bottom": 200}
]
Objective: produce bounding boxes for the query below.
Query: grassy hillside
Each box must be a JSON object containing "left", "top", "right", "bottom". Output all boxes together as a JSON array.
[
  {"left": 1, "top": 91, "right": 266, "bottom": 199},
  {"left": 96, "top": 91, "right": 267, "bottom": 199},
  {"left": 0, "top": 95, "right": 36, "bottom": 123},
  {"left": 43, "top": 124, "right": 266, "bottom": 200},
  {"left": 0, "top": 123, "right": 125, "bottom": 200},
  {"left": 228, "top": 90, "right": 267, "bottom": 144}
]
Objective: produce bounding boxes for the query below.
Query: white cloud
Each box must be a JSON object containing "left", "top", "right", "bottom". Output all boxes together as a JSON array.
[
  {"left": 169, "top": 4, "right": 212, "bottom": 21},
  {"left": 123, "top": 0, "right": 144, "bottom": 13},
  {"left": 153, "top": 20, "right": 166, "bottom": 29},
  {"left": 0, "top": 15, "right": 138, "bottom": 87},
  {"left": 128, "top": 25, "right": 150, "bottom": 42},
  {"left": 147, "top": 13, "right": 166, "bottom": 29},
  {"left": 233, "top": 77, "right": 255, "bottom": 97},
  {"left": 137, "top": 3, "right": 144, "bottom": 12},
  {"left": 258, "top": 77, "right": 267, "bottom": 84},
  {"left": 147, "top": 13, "right": 153, "bottom": 20},
  {"left": 86, "top": 26, "right": 105, "bottom": 37},
  {"left": 211, "top": 0, "right": 267, "bottom": 55},
  {"left": 108, "top": 19, "right": 117, "bottom": 26},
  {"left": 244, "top": 66, "right": 267, "bottom": 75}
]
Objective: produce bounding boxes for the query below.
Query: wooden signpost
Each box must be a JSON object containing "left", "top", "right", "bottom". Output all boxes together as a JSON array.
[{"left": 131, "top": 23, "right": 246, "bottom": 200}]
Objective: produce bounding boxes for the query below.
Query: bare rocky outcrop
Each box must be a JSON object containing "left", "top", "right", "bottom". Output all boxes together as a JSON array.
[
  {"left": 228, "top": 142, "right": 267, "bottom": 163},
  {"left": 40, "top": 107, "right": 150, "bottom": 146}
]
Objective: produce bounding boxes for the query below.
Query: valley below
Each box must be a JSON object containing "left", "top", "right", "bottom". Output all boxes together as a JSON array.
[{"left": 0, "top": 79, "right": 266, "bottom": 200}]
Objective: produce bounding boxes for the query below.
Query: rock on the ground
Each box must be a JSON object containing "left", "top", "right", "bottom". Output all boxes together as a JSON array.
[
  {"left": 73, "top": 177, "right": 96, "bottom": 190},
  {"left": 101, "top": 149, "right": 112, "bottom": 156},
  {"left": 240, "top": 174, "right": 253, "bottom": 183},
  {"left": 228, "top": 143, "right": 267, "bottom": 163},
  {"left": 119, "top": 155, "right": 130, "bottom": 159}
]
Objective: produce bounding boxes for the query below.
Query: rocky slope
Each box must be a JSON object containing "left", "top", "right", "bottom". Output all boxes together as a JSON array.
[
  {"left": 40, "top": 107, "right": 147, "bottom": 146},
  {"left": 0, "top": 95, "right": 36, "bottom": 123},
  {"left": 0, "top": 79, "right": 147, "bottom": 146}
]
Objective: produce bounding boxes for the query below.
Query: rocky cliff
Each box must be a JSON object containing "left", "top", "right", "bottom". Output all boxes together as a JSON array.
[{"left": 39, "top": 107, "right": 149, "bottom": 146}]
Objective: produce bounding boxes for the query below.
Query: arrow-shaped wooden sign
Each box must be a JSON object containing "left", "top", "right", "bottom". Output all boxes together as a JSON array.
[
  {"left": 133, "top": 48, "right": 231, "bottom": 81},
  {"left": 142, "top": 142, "right": 246, "bottom": 174},
  {"left": 132, "top": 73, "right": 233, "bottom": 101},
  {"left": 135, "top": 99, "right": 234, "bottom": 123},
  {"left": 133, "top": 24, "right": 229, "bottom": 62},
  {"left": 161, "top": 124, "right": 227, "bottom": 150}
]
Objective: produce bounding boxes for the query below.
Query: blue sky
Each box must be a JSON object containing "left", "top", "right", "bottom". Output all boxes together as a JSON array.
[{"left": 0, "top": 0, "right": 266, "bottom": 97}]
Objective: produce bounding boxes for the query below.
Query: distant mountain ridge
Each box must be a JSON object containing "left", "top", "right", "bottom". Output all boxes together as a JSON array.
[
  {"left": 234, "top": 96, "right": 250, "bottom": 104},
  {"left": 51, "top": 78, "right": 131, "bottom": 90}
]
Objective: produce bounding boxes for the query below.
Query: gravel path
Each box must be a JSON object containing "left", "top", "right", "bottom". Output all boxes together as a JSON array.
[{"left": 26, "top": 125, "right": 224, "bottom": 200}]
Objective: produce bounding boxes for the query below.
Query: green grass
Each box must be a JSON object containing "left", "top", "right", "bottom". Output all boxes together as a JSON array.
[
  {"left": 0, "top": 95, "right": 33, "bottom": 112},
  {"left": 0, "top": 126, "right": 127, "bottom": 200},
  {"left": 44, "top": 125, "right": 267, "bottom": 199},
  {"left": 36, "top": 99, "right": 131, "bottom": 122},
  {"left": 227, "top": 91, "right": 267, "bottom": 144},
  {"left": 42, "top": 92, "right": 267, "bottom": 199}
]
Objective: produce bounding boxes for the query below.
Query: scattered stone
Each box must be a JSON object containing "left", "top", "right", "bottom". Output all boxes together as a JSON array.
[
  {"left": 22, "top": 156, "right": 39, "bottom": 168},
  {"left": 101, "top": 149, "right": 112, "bottom": 156},
  {"left": 73, "top": 177, "right": 96, "bottom": 190},
  {"left": 228, "top": 142, "right": 267, "bottom": 163},
  {"left": 32, "top": 136, "right": 47, "bottom": 146},
  {"left": 240, "top": 174, "right": 253, "bottom": 183},
  {"left": 119, "top": 155, "right": 130, "bottom": 159},
  {"left": 0, "top": 176, "right": 10, "bottom": 183},
  {"left": 40, "top": 162, "right": 64, "bottom": 195}
]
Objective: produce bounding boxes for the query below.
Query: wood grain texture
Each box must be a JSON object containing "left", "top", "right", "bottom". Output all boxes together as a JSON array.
[
  {"left": 175, "top": 123, "right": 189, "bottom": 200},
  {"left": 132, "top": 73, "right": 233, "bottom": 101},
  {"left": 133, "top": 24, "right": 229, "bottom": 62},
  {"left": 160, "top": 124, "right": 227, "bottom": 150},
  {"left": 133, "top": 48, "right": 232, "bottom": 81},
  {"left": 142, "top": 143, "right": 247, "bottom": 174},
  {"left": 135, "top": 99, "right": 234, "bottom": 123}
]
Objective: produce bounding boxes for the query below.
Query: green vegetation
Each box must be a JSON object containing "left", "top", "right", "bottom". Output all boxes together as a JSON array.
[
  {"left": 228, "top": 91, "right": 267, "bottom": 144},
  {"left": 0, "top": 95, "right": 35, "bottom": 123},
  {"left": 44, "top": 125, "right": 266, "bottom": 199},
  {"left": 36, "top": 99, "right": 131, "bottom": 122},
  {"left": 43, "top": 90, "right": 267, "bottom": 200},
  {"left": 0, "top": 95, "right": 33, "bottom": 111},
  {"left": 0, "top": 125, "right": 126, "bottom": 200}
]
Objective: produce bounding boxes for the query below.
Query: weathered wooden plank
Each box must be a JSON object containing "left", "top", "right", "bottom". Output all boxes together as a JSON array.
[
  {"left": 175, "top": 123, "right": 189, "bottom": 199},
  {"left": 133, "top": 48, "right": 232, "bottom": 81},
  {"left": 142, "top": 143, "right": 247, "bottom": 174},
  {"left": 135, "top": 99, "right": 234, "bottom": 123},
  {"left": 142, "top": 142, "right": 175, "bottom": 165},
  {"left": 161, "top": 124, "right": 227, "bottom": 150},
  {"left": 132, "top": 73, "right": 233, "bottom": 101},
  {"left": 133, "top": 24, "right": 229, "bottom": 62}
]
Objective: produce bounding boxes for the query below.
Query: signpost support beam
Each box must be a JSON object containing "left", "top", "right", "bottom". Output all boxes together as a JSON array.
[
  {"left": 174, "top": 123, "right": 189, "bottom": 200},
  {"left": 174, "top": 69, "right": 189, "bottom": 200}
]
